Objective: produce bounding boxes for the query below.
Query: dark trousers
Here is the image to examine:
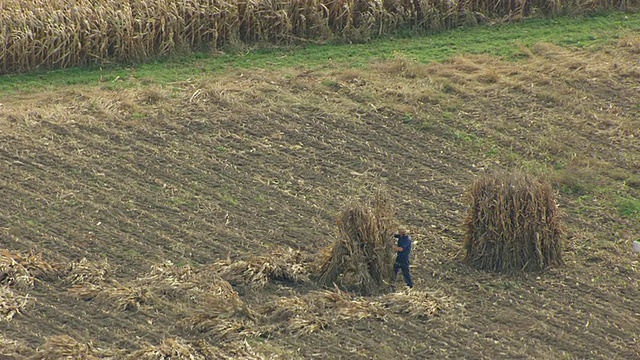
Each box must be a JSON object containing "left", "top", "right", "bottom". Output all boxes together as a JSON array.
[{"left": 394, "top": 262, "right": 413, "bottom": 288}]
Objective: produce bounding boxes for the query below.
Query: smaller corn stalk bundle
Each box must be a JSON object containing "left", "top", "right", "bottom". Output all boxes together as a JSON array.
[
  {"left": 463, "top": 171, "right": 563, "bottom": 271},
  {"left": 317, "top": 191, "right": 395, "bottom": 294}
]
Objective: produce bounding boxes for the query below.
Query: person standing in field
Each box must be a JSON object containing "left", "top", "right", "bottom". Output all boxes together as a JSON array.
[{"left": 393, "top": 226, "right": 413, "bottom": 289}]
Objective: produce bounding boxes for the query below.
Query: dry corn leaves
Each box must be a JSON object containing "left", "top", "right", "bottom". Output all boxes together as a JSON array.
[
  {"left": 211, "top": 248, "right": 313, "bottom": 288},
  {"left": 258, "top": 286, "right": 453, "bottom": 335},
  {"left": 0, "top": 249, "right": 59, "bottom": 322},
  {"left": 27, "top": 334, "right": 118, "bottom": 360},
  {"left": 0, "top": 285, "right": 33, "bottom": 321},
  {"left": 1, "top": 249, "right": 59, "bottom": 290},
  {"left": 64, "top": 257, "right": 115, "bottom": 286},
  {"left": 129, "top": 338, "right": 263, "bottom": 360},
  {"left": 68, "top": 261, "right": 244, "bottom": 311},
  {"left": 0, "top": 333, "right": 32, "bottom": 358},
  {"left": 64, "top": 255, "right": 453, "bottom": 346},
  {"left": 66, "top": 261, "right": 261, "bottom": 342},
  {"left": 376, "top": 289, "right": 454, "bottom": 319}
]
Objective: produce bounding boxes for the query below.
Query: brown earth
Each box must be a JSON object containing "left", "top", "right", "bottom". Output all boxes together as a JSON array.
[{"left": 0, "top": 38, "right": 639, "bottom": 359}]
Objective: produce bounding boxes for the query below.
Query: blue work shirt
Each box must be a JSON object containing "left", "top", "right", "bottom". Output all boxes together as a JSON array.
[{"left": 394, "top": 234, "right": 412, "bottom": 265}]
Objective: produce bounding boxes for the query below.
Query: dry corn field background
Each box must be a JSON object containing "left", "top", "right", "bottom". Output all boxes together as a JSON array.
[
  {"left": 1, "top": 5, "right": 640, "bottom": 360},
  {"left": 0, "top": 0, "right": 636, "bottom": 74}
]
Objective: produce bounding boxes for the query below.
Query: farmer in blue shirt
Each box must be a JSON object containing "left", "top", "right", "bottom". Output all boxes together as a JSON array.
[{"left": 393, "top": 226, "right": 413, "bottom": 289}]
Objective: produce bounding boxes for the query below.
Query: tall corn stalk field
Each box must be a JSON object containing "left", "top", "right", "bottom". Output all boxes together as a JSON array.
[{"left": 0, "top": 0, "right": 634, "bottom": 74}]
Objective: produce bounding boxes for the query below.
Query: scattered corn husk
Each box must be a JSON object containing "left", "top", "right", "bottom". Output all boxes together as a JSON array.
[
  {"left": 64, "top": 258, "right": 115, "bottom": 286},
  {"left": 259, "top": 285, "right": 454, "bottom": 335},
  {"left": 68, "top": 280, "right": 151, "bottom": 311},
  {"left": 376, "top": 289, "right": 453, "bottom": 318},
  {"left": 181, "top": 278, "right": 259, "bottom": 341},
  {"left": 259, "top": 286, "right": 378, "bottom": 335},
  {"left": 28, "top": 334, "right": 118, "bottom": 360},
  {"left": 211, "top": 248, "right": 313, "bottom": 288},
  {"left": 129, "top": 338, "right": 263, "bottom": 360},
  {"left": 67, "top": 261, "right": 260, "bottom": 341},
  {"left": 68, "top": 261, "right": 244, "bottom": 310},
  {"left": 0, "top": 285, "right": 33, "bottom": 321},
  {"left": 0, "top": 333, "right": 31, "bottom": 358},
  {"left": 1, "top": 249, "right": 60, "bottom": 290}
]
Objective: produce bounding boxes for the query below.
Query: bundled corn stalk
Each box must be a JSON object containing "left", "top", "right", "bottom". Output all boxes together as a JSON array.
[
  {"left": 128, "top": 338, "right": 262, "bottom": 360},
  {"left": 211, "top": 248, "right": 312, "bottom": 288},
  {"left": 317, "top": 191, "right": 395, "bottom": 294},
  {"left": 0, "top": 285, "right": 33, "bottom": 321},
  {"left": 28, "top": 335, "right": 117, "bottom": 360},
  {"left": 463, "top": 171, "right": 563, "bottom": 271}
]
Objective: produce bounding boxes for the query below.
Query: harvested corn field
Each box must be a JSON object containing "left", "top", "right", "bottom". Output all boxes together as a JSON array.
[{"left": 1, "top": 12, "right": 640, "bottom": 360}]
